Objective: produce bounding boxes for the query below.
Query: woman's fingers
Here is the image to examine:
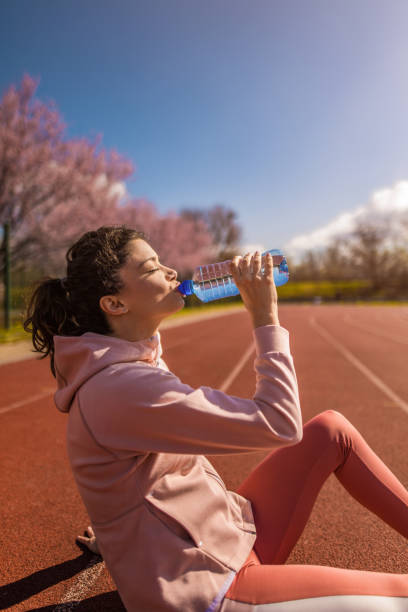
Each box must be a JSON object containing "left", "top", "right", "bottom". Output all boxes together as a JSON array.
[
  {"left": 239, "top": 252, "right": 252, "bottom": 279},
  {"left": 253, "top": 251, "right": 261, "bottom": 276},
  {"left": 76, "top": 535, "right": 87, "bottom": 544},
  {"left": 240, "top": 251, "right": 263, "bottom": 279},
  {"left": 264, "top": 252, "right": 274, "bottom": 281},
  {"left": 231, "top": 250, "right": 272, "bottom": 286},
  {"left": 230, "top": 254, "right": 243, "bottom": 276},
  {"left": 77, "top": 525, "right": 94, "bottom": 539},
  {"left": 76, "top": 525, "right": 101, "bottom": 555}
]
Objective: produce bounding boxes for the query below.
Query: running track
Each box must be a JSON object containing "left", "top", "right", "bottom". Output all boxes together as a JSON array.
[{"left": 1, "top": 304, "right": 408, "bottom": 610}]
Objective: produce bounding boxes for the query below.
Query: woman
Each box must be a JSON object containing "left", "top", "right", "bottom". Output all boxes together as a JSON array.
[{"left": 24, "top": 225, "right": 408, "bottom": 611}]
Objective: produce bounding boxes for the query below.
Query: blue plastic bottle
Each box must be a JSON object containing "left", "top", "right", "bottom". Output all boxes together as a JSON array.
[{"left": 177, "top": 249, "right": 289, "bottom": 303}]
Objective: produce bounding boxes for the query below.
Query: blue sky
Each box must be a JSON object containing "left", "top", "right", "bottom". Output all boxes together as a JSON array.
[{"left": 2, "top": 0, "right": 408, "bottom": 257}]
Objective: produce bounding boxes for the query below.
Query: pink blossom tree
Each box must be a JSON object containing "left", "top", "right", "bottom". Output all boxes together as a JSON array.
[
  {"left": 0, "top": 74, "right": 134, "bottom": 274},
  {"left": 0, "top": 74, "right": 215, "bottom": 279},
  {"left": 120, "top": 200, "right": 215, "bottom": 276},
  {"left": 180, "top": 203, "right": 242, "bottom": 261}
]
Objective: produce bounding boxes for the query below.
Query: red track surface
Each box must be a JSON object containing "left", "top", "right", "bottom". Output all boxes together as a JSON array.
[{"left": 1, "top": 304, "right": 408, "bottom": 610}]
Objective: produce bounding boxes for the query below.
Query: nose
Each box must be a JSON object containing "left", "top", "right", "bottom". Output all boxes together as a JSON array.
[{"left": 165, "top": 266, "right": 177, "bottom": 281}]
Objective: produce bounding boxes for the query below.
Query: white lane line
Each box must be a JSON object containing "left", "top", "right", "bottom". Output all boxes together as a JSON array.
[
  {"left": 53, "top": 556, "right": 105, "bottom": 611},
  {"left": 342, "top": 313, "right": 408, "bottom": 346},
  {"left": 0, "top": 389, "right": 55, "bottom": 415},
  {"left": 310, "top": 316, "right": 408, "bottom": 416},
  {"left": 219, "top": 342, "right": 255, "bottom": 392}
]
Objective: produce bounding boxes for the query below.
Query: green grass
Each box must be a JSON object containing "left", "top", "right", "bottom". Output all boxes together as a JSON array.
[
  {"left": 276, "top": 279, "right": 372, "bottom": 300},
  {"left": 0, "top": 321, "right": 30, "bottom": 344}
]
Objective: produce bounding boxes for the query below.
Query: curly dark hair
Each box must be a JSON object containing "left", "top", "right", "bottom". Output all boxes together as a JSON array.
[{"left": 23, "top": 225, "right": 147, "bottom": 377}]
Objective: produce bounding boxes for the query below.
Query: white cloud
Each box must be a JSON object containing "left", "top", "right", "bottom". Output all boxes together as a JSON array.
[{"left": 284, "top": 180, "right": 408, "bottom": 260}]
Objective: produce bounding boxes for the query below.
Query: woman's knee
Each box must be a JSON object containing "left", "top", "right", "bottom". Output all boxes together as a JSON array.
[{"left": 307, "top": 410, "right": 354, "bottom": 442}]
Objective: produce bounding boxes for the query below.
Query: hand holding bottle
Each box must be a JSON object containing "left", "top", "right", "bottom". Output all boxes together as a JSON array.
[{"left": 230, "top": 251, "right": 280, "bottom": 328}]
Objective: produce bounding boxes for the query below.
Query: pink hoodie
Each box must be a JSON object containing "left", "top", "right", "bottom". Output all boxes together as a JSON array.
[{"left": 54, "top": 324, "right": 302, "bottom": 612}]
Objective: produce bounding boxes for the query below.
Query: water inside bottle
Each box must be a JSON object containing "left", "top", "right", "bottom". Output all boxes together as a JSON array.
[{"left": 191, "top": 251, "right": 289, "bottom": 302}]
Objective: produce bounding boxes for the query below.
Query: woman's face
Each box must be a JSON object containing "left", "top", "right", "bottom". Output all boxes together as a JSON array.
[{"left": 103, "top": 239, "right": 185, "bottom": 325}]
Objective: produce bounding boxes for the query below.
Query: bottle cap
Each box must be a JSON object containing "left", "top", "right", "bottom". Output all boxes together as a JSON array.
[{"left": 177, "top": 280, "right": 194, "bottom": 296}]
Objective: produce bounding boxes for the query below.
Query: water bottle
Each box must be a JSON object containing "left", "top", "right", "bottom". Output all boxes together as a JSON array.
[{"left": 176, "top": 249, "right": 289, "bottom": 303}]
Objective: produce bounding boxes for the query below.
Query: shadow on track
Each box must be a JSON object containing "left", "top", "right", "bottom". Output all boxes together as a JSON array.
[
  {"left": 0, "top": 542, "right": 125, "bottom": 611},
  {"left": 28, "top": 590, "right": 125, "bottom": 611}
]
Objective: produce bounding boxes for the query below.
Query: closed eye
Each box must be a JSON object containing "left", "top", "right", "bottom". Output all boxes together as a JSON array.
[{"left": 147, "top": 268, "right": 160, "bottom": 274}]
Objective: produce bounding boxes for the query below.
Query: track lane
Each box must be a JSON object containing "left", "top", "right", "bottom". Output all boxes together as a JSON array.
[
  {"left": 1, "top": 305, "right": 408, "bottom": 611},
  {"left": 310, "top": 305, "right": 408, "bottom": 409}
]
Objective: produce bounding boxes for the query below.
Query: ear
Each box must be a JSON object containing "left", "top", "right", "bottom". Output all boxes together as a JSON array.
[{"left": 99, "top": 295, "right": 128, "bottom": 316}]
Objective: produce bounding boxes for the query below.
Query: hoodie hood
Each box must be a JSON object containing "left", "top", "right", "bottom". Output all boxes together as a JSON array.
[{"left": 53, "top": 331, "right": 163, "bottom": 413}]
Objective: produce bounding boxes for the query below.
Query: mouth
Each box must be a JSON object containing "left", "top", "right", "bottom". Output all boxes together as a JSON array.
[{"left": 173, "top": 283, "right": 186, "bottom": 298}]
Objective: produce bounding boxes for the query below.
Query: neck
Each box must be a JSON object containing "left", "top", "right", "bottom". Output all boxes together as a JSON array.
[{"left": 108, "top": 317, "right": 161, "bottom": 343}]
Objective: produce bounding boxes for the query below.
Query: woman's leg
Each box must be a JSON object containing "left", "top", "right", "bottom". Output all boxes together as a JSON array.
[
  {"left": 222, "top": 410, "right": 408, "bottom": 610},
  {"left": 238, "top": 409, "right": 408, "bottom": 564},
  {"left": 222, "top": 559, "right": 408, "bottom": 611}
]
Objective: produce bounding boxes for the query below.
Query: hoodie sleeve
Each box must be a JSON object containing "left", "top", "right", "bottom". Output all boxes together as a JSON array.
[{"left": 77, "top": 325, "right": 303, "bottom": 457}]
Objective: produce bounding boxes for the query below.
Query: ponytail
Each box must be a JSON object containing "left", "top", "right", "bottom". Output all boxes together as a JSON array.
[{"left": 23, "top": 276, "right": 91, "bottom": 378}]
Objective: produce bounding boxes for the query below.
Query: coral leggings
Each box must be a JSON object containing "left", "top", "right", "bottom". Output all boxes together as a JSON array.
[{"left": 222, "top": 410, "right": 408, "bottom": 611}]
